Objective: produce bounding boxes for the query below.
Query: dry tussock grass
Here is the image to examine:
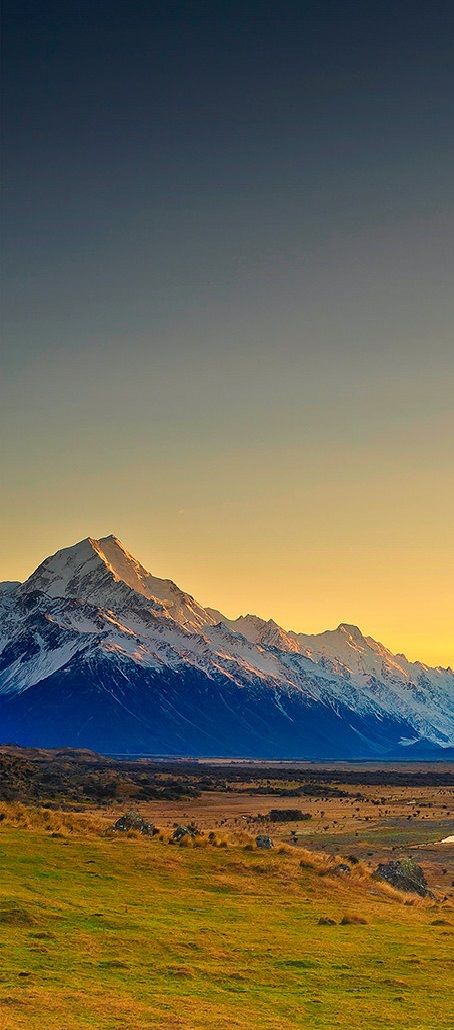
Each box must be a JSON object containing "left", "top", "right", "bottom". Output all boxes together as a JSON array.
[
  {"left": 0, "top": 802, "right": 435, "bottom": 915},
  {"left": 0, "top": 801, "right": 109, "bottom": 836},
  {"left": 321, "top": 855, "right": 373, "bottom": 884},
  {"left": 0, "top": 805, "right": 251, "bottom": 857},
  {"left": 178, "top": 833, "right": 195, "bottom": 847},
  {"left": 371, "top": 879, "right": 426, "bottom": 906},
  {"left": 235, "top": 831, "right": 256, "bottom": 848},
  {"left": 298, "top": 847, "right": 332, "bottom": 874},
  {"left": 193, "top": 834, "right": 208, "bottom": 848},
  {"left": 207, "top": 831, "right": 230, "bottom": 848},
  {"left": 295, "top": 848, "right": 431, "bottom": 911}
]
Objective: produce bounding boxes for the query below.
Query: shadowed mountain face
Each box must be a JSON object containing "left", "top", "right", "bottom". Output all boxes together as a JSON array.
[{"left": 0, "top": 536, "right": 452, "bottom": 757}]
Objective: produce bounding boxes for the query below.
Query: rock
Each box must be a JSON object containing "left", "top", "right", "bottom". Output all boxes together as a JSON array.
[
  {"left": 256, "top": 834, "right": 273, "bottom": 849},
  {"left": 171, "top": 823, "right": 201, "bottom": 842},
  {"left": 331, "top": 863, "right": 351, "bottom": 877},
  {"left": 372, "top": 858, "right": 430, "bottom": 897},
  {"left": 318, "top": 917, "right": 336, "bottom": 925},
  {"left": 111, "top": 810, "right": 158, "bottom": 836},
  {"left": 340, "top": 915, "right": 368, "bottom": 925}
]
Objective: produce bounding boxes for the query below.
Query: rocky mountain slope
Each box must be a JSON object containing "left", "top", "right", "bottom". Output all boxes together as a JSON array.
[{"left": 0, "top": 535, "right": 452, "bottom": 757}]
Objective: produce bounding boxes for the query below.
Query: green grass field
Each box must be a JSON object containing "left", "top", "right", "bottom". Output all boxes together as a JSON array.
[{"left": 1, "top": 820, "right": 452, "bottom": 1029}]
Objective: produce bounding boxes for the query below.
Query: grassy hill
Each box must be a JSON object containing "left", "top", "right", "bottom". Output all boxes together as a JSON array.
[{"left": 0, "top": 807, "right": 452, "bottom": 1029}]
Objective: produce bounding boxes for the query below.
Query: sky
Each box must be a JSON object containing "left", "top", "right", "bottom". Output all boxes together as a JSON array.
[{"left": 1, "top": 1, "right": 453, "bottom": 667}]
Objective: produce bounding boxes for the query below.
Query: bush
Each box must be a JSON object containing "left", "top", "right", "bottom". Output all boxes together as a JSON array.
[{"left": 268, "top": 809, "right": 311, "bottom": 822}]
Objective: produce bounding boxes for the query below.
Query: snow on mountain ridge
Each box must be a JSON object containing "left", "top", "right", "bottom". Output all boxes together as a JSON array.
[
  {"left": 0, "top": 582, "right": 21, "bottom": 594},
  {"left": 209, "top": 613, "right": 300, "bottom": 654},
  {"left": 1, "top": 534, "right": 453, "bottom": 751},
  {"left": 23, "top": 534, "right": 214, "bottom": 632},
  {"left": 199, "top": 613, "right": 454, "bottom": 746}
]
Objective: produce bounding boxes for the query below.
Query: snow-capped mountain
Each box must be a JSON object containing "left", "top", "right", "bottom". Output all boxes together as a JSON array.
[
  {"left": 25, "top": 535, "right": 214, "bottom": 631},
  {"left": 0, "top": 535, "right": 452, "bottom": 757},
  {"left": 0, "top": 582, "right": 20, "bottom": 595}
]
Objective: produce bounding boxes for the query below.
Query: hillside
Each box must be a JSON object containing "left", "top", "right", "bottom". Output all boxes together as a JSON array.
[{"left": 1, "top": 807, "right": 453, "bottom": 1030}]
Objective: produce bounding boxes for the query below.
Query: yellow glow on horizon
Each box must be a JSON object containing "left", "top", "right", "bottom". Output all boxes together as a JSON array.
[
  {"left": 1, "top": 372, "right": 452, "bottom": 671},
  {"left": 2, "top": 499, "right": 453, "bottom": 670}
]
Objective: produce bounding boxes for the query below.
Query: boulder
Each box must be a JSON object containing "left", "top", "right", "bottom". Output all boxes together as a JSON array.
[
  {"left": 372, "top": 858, "right": 429, "bottom": 896},
  {"left": 171, "top": 823, "right": 201, "bottom": 843},
  {"left": 331, "top": 863, "right": 351, "bottom": 877},
  {"left": 111, "top": 810, "right": 158, "bottom": 836},
  {"left": 340, "top": 915, "right": 368, "bottom": 925},
  {"left": 256, "top": 834, "right": 273, "bottom": 849}
]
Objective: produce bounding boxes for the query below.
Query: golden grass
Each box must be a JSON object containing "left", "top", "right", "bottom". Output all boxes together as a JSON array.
[
  {"left": 0, "top": 803, "right": 435, "bottom": 907},
  {"left": 0, "top": 801, "right": 109, "bottom": 836},
  {"left": 0, "top": 801, "right": 452, "bottom": 1030}
]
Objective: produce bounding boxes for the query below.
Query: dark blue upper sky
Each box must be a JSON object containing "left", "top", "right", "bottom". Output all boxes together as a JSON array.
[
  {"left": 3, "top": 1, "right": 453, "bottom": 346},
  {"left": 1, "top": 2, "right": 454, "bottom": 663},
  {"left": 4, "top": 2, "right": 453, "bottom": 289}
]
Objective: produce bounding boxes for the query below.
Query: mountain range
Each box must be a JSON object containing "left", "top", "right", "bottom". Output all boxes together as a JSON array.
[{"left": 0, "top": 534, "right": 452, "bottom": 758}]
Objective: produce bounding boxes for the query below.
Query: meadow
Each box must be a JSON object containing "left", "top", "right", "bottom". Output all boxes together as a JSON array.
[{"left": 1, "top": 795, "right": 453, "bottom": 1030}]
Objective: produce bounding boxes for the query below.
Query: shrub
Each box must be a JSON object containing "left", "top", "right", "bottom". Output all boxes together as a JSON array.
[{"left": 268, "top": 809, "right": 311, "bottom": 822}]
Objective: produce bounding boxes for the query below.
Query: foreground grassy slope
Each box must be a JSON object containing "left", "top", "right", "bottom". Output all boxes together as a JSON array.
[{"left": 0, "top": 820, "right": 452, "bottom": 1029}]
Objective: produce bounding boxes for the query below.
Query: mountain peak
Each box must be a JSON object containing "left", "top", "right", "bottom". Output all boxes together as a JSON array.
[
  {"left": 1, "top": 532, "right": 453, "bottom": 755},
  {"left": 337, "top": 623, "right": 364, "bottom": 641},
  {"left": 23, "top": 534, "right": 214, "bottom": 632},
  {"left": 96, "top": 533, "right": 124, "bottom": 548}
]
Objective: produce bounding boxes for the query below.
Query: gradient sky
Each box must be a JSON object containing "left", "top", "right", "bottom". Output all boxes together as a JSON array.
[{"left": 1, "top": 1, "right": 453, "bottom": 667}]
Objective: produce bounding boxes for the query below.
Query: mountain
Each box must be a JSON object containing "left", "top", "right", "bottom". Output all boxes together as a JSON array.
[
  {"left": 0, "top": 535, "right": 452, "bottom": 758},
  {"left": 25, "top": 535, "right": 214, "bottom": 631}
]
